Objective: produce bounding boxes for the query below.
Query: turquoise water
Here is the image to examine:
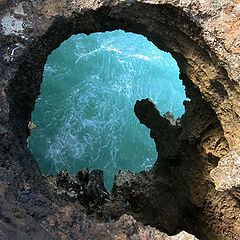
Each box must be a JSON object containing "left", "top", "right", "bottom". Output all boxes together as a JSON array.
[{"left": 29, "top": 30, "right": 186, "bottom": 190}]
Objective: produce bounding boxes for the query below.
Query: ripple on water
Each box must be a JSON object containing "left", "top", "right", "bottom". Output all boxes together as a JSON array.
[{"left": 29, "top": 30, "right": 187, "bottom": 190}]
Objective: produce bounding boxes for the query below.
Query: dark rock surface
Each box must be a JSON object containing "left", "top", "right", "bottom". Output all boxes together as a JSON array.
[
  {"left": 0, "top": 0, "right": 240, "bottom": 239},
  {"left": 46, "top": 167, "right": 109, "bottom": 212}
]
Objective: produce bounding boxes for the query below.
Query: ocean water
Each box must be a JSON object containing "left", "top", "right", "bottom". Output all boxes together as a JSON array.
[{"left": 29, "top": 30, "right": 187, "bottom": 190}]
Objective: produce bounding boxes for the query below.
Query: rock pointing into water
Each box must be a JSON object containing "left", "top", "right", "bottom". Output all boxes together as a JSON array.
[{"left": 134, "top": 98, "right": 170, "bottom": 129}]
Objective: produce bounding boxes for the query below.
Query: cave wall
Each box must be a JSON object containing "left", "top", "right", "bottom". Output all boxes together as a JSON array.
[{"left": 0, "top": 0, "right": 239, "bottom": 239}]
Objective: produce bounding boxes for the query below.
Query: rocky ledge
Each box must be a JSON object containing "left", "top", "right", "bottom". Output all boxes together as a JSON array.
[{"left": 0, "top": 0, "right": 240, "bottom": 239}]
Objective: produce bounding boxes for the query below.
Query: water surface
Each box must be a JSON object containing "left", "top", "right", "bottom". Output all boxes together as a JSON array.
[{"left": 29, "top": 30, "right": 187, "bottom": 189}]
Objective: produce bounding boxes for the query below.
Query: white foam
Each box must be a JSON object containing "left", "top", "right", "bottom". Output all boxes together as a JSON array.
[
  {"left": 132, "top": 53, "right": 151, "bottom": 61},
  {"left": 106, "top": 46, "right": 122, "bottom": 54},
  {"left": 75, "top": 47, "right": 103, "bottom": 64}
]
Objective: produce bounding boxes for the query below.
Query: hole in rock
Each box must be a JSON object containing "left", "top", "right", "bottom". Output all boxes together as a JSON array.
[{"left": 29, "top": 30, "right": 187, "bottom": 190}]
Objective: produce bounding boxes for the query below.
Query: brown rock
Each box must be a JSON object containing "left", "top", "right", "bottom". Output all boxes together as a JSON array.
[
  {"left": 0, "top": 0, "right": 240, "bottom": 239},
  {"left": 210, "top": 147, "right": 240, "bottom": 197}
]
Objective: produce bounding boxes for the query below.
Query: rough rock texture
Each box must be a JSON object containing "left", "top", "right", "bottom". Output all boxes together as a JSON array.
[
  {"left": 0, "top": 0, "right": 240, "bottom": 239},
  {"left": 46, "top": 168, "right": 110, "bottom": 213},
  {"left": 210, "top": 148, "right": 240, "bottom": 198}
]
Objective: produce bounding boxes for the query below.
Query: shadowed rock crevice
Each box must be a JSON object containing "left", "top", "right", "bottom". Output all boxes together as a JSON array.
[
  {"left": 0, "top": 0, "right": 240, "bottom": 239},
  {"left": 96, "top": 78, "right": 236, "bottom": 240}
]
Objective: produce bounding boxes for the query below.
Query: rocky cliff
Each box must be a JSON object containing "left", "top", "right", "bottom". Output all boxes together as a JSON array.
[{"left": 0, "top": 0, "right": 239, "bottom": 239}]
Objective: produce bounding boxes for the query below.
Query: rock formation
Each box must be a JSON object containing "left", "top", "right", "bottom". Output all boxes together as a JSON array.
[{"left": 0, "top": 0, "right": 239, "bottom": 239}]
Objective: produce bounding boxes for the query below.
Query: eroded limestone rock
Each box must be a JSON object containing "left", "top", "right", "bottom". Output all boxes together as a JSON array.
[
  {"left": 210, "top": 148, "right": 240, "bottom": 199},
  {"left": 0, "top": 0, "right": 240, "bottom": 239},
  {"left": 112, "top": 169, "right": 137, "bottom": 194}
]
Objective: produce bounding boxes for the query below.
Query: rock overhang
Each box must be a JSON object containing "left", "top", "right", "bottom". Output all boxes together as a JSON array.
[{"left": 0, "top": 0, "right": 240, "bottom": 239}]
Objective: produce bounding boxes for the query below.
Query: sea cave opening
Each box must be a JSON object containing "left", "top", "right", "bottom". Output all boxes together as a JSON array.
[{"left": 29, "top": 30, "right": 187, "bottom": 190}]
